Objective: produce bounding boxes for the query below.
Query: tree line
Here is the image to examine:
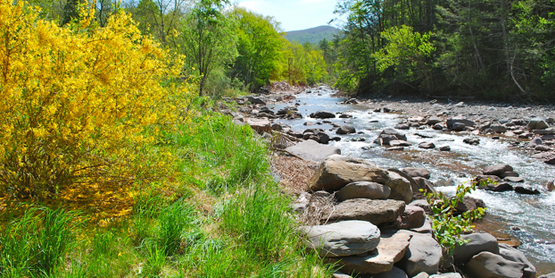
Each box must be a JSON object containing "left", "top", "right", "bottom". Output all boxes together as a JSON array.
[{"left": 329, "top": 0, "right": 555, "bottom": 101}]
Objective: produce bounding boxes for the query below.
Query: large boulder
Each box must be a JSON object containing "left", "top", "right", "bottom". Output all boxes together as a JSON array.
[
  {"left": 246, "top": 117, "right": 272, "bottom": 134},
  {"left": 464, "top": 251, "right": 526, "bottom": 278},
  {"left": 401, "top": 167, "right": 432, "bottom": 179},
  {"left": 499, "top": 244, "right": 536, "bottom": 278},
  {"left": 330, "top": 230, "right": 412, "bottom": 274},
  {"left": 483, "top": 164, "right": 513, "bottom": 176},
  {"left": 308, "top": 155, "right": 390, "bottom": 192},
  {"left": 446, "top": 118, "right": 476, "bottom": 131},
  {"left": 322, "top": 199, "right": 405, "bottom": 226},
  {"left": 385, "top": 171, "right": 413, "bottom": 204},
  {"left": 375, "top": 129, "right": 408, "bottom": 145},
  {"left": 397, "top": 232, "right": 442, "bottom": 277},
  {"left": 286, "top": 140, "right": 341, "bottom": 164},
  {"left": 310, "top": 110, "right": 336, "bottom": 119},
  {"left": 453, "top": 233, "right": 499, "bottom": 264},
  {"left": 336, "top": 181, "right": 391, "bottom": 201},
  {"left": 303, "top": 220, "right": 381, "bottom": 257}
]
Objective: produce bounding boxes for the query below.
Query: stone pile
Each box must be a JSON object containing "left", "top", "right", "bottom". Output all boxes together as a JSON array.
[{"left": 476, "top": 163, "right": 541, "bottom": 195}]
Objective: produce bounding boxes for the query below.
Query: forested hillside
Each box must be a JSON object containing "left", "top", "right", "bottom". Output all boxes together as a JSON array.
[
  {"left": 285, "top": 25, "right": 340, "bottom": 45},
  {"left": 328, "top": 0, "right": 555, "bottom": 101}
]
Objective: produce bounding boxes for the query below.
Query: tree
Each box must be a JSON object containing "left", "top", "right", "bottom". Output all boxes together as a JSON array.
[{"left": 181, "top": 0, "right": 237, "bottom": 96}]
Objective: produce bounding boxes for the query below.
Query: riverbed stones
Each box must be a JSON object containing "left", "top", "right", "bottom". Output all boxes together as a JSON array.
[
  {"left": 308, "top": 155, "right": 390, "bottom": 192},
  {"left": 419, "top": 142, "right": 436, "bottom": 149},
  {"left": 285, "top": 140, "right": 341, "bottom": 164},
  {"left": 504, "top": 176, "right": 524, "bottom": 183},
  {"left": 310, "top": 110, "right": 336, "bottom": 119},
  {"left": 499, "top": 244, "right": 537, "bottom": 278},
  {"left": 335, "top": 181, "right": 391, "bottom": 201},
  {"left": 395, "top": 205, "right": 426, "bottom": 229},
  {"left": 337, "top": 124, "right": 356, "bottom": 134},
  {"left": 514, "top": 186, "right": 541, "bottom": 195},
  {"left": 397, "top": 232, "right": 442, "bottom": 277},
  {"left": 390, "top": 140, "right": 412, "bottom": 147},
  {"left": 247, "top": 96, "right": 266, "bottom": 105},
  {"left": 454, "top": 196, "right": 486, "bottom": 215},
  {"left": 375, "top": 128, "right": 407, "bottom": 146},
  {"left": 329, "top": 229, "right": 412, "bottom": 275},
  {"left": 412, "top": 177, "right": 436, "bottom": 196},
  {"left": 528, "top": 118, "right": 549, "bottom": 130},
  {"left": 464, "top": 251, "right": 527, "bottom": 278},
  {"left": 480, "top": 182, "right": 514, "bottom": 192},
  {"left": 246, "top": 117, "right": 272, "bottom": 134},
  {"left": 453, "top": 233, "right": 499, "bottom": 264},
  {"left": 427, "top": 116, "right": 443, "bottom": 125},
  {"left": 322, "top": 198, "right": 405, "bottom": 226},
  {"left": 401, "top": 167, "right": 431, "bottom": 179},
  {"left": 303, "top": 220, "right": 381, "bottom": 257}
]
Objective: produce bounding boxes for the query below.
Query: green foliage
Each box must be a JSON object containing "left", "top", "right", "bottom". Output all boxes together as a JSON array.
[{"left": 425, "top": 182, "right": 486, "bottom": 254}]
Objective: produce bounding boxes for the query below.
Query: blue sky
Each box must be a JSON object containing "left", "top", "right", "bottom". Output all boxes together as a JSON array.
[{"left": 234, "top": 0, "right": 342, "bottom": 32}]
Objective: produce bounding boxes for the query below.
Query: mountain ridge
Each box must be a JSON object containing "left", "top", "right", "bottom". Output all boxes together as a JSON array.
[{"left": 285, "top": 25, "right": 340, "bottom": 45}]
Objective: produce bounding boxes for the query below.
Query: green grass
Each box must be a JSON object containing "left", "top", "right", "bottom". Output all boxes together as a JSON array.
[{"left": 0, "top": 100, "right": 335, "bottom": 277}]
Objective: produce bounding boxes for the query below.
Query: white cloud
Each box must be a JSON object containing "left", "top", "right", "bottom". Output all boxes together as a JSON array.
[
  {"left": 237, "top": 0, "right": 263, "bottom": 12},
  {"left": 299, "top": 0, "right": 326, "bottom": 4}
]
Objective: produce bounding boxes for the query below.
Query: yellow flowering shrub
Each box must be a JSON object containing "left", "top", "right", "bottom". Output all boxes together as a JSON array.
[{"left": 0, "top": 0, "right": 192, "bottom": 200}]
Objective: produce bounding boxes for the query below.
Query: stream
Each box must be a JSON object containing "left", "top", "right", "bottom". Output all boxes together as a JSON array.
[{"left": 269, "top": 88, "right": 555, "bottom": 275}]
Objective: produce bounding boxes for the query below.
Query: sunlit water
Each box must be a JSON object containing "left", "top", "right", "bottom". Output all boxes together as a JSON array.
[{"left": 270, "top": 89, "right": 555, "bottom": 274}]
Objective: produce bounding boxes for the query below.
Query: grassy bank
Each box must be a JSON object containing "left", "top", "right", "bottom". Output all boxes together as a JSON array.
[{"left": 0, "top": 100, "right": 335, "bottom": 277}]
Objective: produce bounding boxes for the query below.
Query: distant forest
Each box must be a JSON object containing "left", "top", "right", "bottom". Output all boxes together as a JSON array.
[{"left": 285, "top": 26, "right": 340, "bottom": 45}]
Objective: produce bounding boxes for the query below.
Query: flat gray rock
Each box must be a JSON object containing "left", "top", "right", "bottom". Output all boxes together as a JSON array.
[
  {"left": 329, "top": 230, "right": 412, "bottom": 274},
  {"left": 453, "top": 233, "right": 499, "bottom": 264},
  {"left": 303, "top": 220, "right": 381, "bottom": 258},
  {"left": 336, "top": 181, "right": 391, "bottom": 201},
  {"left": 322, "top": 199, "right": 405, "bottom": 226},
  {"left": 308, "top": 155, "right": 389, "bottom": 192},
  {"left": 465, "top": 251, "right": 526, "bottom": 278},
  {"left": 286, "top": 140, "right": 341, "bottom": 164},
  {"left": 402, "top": 167, "right": 432, "bottom": 179},
  {"left": 499, "top": 244, "right": 536, "bottom": 278},
  {"left": 483, "top": 164, "right": 513, "bottom": 176}
]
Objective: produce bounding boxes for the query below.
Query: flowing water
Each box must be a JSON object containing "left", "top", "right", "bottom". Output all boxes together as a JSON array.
[{"left": 270, "top": 88, "right": 555, "bottom": 274}]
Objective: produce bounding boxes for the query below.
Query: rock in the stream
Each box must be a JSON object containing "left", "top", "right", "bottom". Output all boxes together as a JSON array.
[
  {"left": 397, "top": 232, "right": 442, "bottom": 277},
  {"left": 385, "top": 171, "right": 413, "bottom": 204},
  {"left": 463, "top": 137, "right": 480, "bottom": 145},
  {"left": 475, "top": 174, "right": 502, "bottom": 183},
  {"left": 395, "top": 205, "right": 426, "bottom": 230},
  {"left": 453, "top": 233, "right": 499, "bottom": 264},
  {"left": 480, "top": 182, "right": 514, "bottom": 192},
  {"left": 504, "top": 176, "right": 524, "bottom": 183},
  {"left": 374, "top": 129, "right": 407, "bottom": 146},
  {"left": 401, "top": 167, "right": 431, "bottom": 179},
  {"left": 454, "top": 196, "right": 486, "bottom": 215},
  {"left": 308, "top": 155, "right": 390, "bottom": 192},
  {"left": 303, "top": 220, "right": 381, "bottom": 257},
  {"left": 329, "top": 229, "right": 412, "bottom": 275},
  {"left": 285, "top": 140, "right": 341, "bottom": 164},
  {"left": 337, "top": 124, "right": 356, "bottom": 134},
  {"left": 514, "top": 186, "right": 541, "bottom": 195},
  {"left": 447, "top": 118, "right": 476, "bottom": 131},
  {"left": 464, "top": 251, "right": 527, "bottom": 278},
  {"left": 483, "top": 164, "right": 514, "bottom": 176},
  {"left": 390, "top": 140, "right": 412, "bottom": 147},
  {"left": 439, "top": 145, "right": 450, "bottom": 151},
  {"left": 499, "top": 244, "right": 537, "bottom": 278},
  {"left": 336, "top": 181, "right": 391, "bottom": 201},
  {"left": 419, "top": 142, "right": 436, "bottom": 149},
  {"left": 310, "top": 110, "right": 336, "bottom": 119},
  {"left": 322, "top": 198, "right": 405, "bottom": 226}
]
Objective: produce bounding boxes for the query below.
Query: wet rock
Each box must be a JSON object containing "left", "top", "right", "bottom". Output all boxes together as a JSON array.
[
  {"left": 432, "top": 124, "right": 444, "bottom": 130},
  {"left": 465, "top": 251, "right": 526, "bottom": 278},
  {"left": 483, "top": 164, "right": 514, "bottom": 176},
  {"left": 475, "top": 175, "right": 502, "bottom": 183},
  {"left": 395, "top": 123, "right": 411, "bottom": 130},
  {"left": 387, "top": 146, "right": 405, "bottom": 151},
  {"left": 390, "top": 140, "right": 412, "bottom": 147},
  {"left": 337, "top": 124, "right": 356, "bottom": 135},
  {"left": 304, "top": 121, "right": 316, "bottom": 126},
  {"left": 439, "top": 146, "right": 451, "bottom": 151},
  {"left": 453, "top": 233, "right": 499, "bottom": 264},
  {"left": 419, "top": 142, "right": 436, "bottom": 149},
  {"left": 504, "top": 176, "right": 524, "bottom": 183},
  {"left": 500, "top": 171, "right": 519, "bottom": 178},
  {"left": 303, "top": 220, "right": 381, "bottom": 257},
  {"left": 514, "top": 186, "right": 541, "bottom": 195},
  {"left": 548, "top": 181, "right": 555, "bottom": 191},
  {"left": 395, "top": 205, "right": 426, "bottom": 230},
  {"left": 322, "top": 198, "right": 405, "bottom": 226},
  {"left": 499, "top": 244, "right": 536, "bottom": 278},
  {"left": 374, "top": 128, "right": 408, "bottom": 145},
  {"left": 427, "top": 116, "right": 443, "bottom": 125},
  {"left": 308, "top": 155, "right": 389, "bottom": 192},
  {"left": 463, "top": 138, "right": 480, "bottom": 145},
  {"left": 398, "top": 232, "right": 442, "bottom": 276},
  {"left": 285, "top": 140, "right": 341, "bottom": 164},
  {"left": 480, "top": 182, "right": 513, "bottom": 192},
  {"left": 490, "top": 124, "right": 508, "bottom": 133},
  {"left": 385, "top": 171, "right": 413, "bottom": 204},
  {"left": 329, "top": 229, "right": 412, "bottom": 274},
  {"left": 310, "top": 110, "right": 336, "bottom": 119},
  {"left": 336, "top": 181, "right": 391, "bottom": 201},
  {"left": 401, "top": 167, "right": 431, "bottom": 179},
  {"left": 454, "top": 196, "right": 486, "bottom": 215},
  {"left": 447, "top": 118, "right": 476, "bottom": 131},
  {"left": 531, "top": 151, "right": 555, "bottom": 164},
  {"left": 339, "top": 113, "right": 353, "bottom": 118}
]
